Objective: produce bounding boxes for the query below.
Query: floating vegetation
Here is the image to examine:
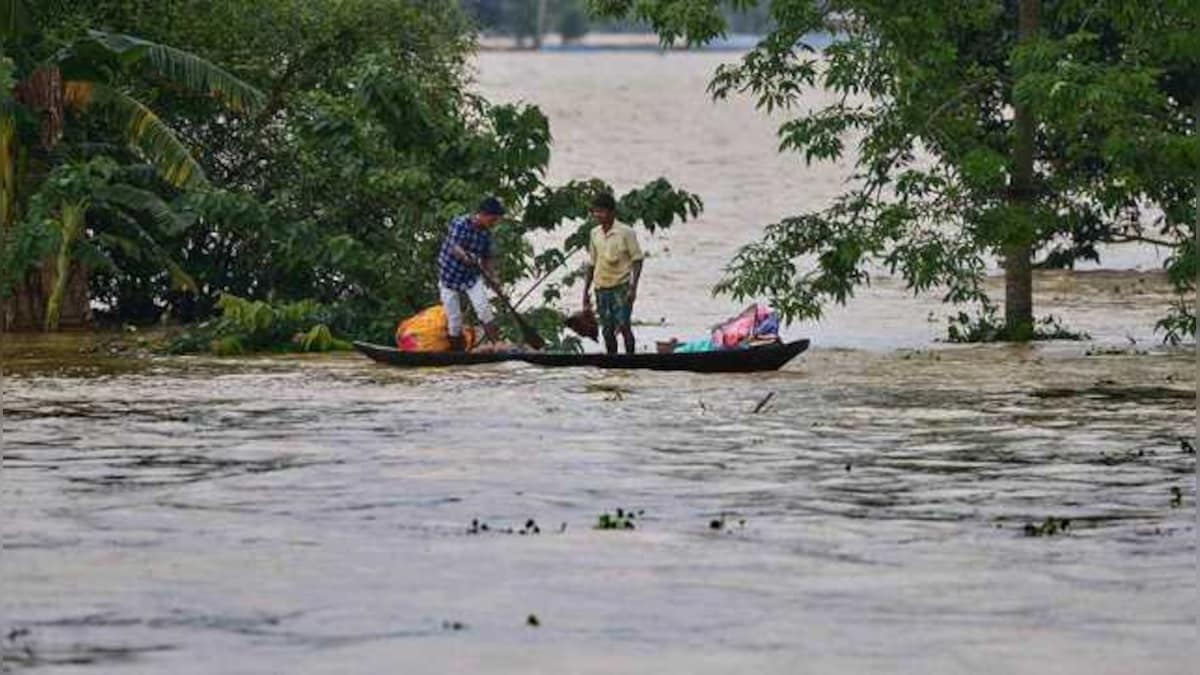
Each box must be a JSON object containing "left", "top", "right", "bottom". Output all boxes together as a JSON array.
[
  {"left": 708, "top": 513, "right": 746, "bottom": 531},
  {"left": 1170, "top": 487, "right": 1183, "bottom": 508},
  {"left": 467, "top": 518, "right": 540, "bottom": 535},
  {"left": 1180, "top": 438, "right": 1196, "bottom": 455},
  {"left": 596, "top": 508, "right": 641, "bottom": 530},
  {"left": 1023, "top": 517, "right": 1071, "bottom": 537}
]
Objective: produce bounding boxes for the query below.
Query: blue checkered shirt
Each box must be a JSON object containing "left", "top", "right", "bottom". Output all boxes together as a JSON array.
[{"left": 437, "top": 215, "right": 494, "bottom": 291}]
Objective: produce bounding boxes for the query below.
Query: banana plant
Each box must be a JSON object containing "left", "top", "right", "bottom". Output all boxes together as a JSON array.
[
  {"left": 0, "top": 0, "right": 263, "bottom": 328},
  {"left": 29, "top": 156, "right": 201, "bottom": 331},
  {"left": 42, "top": 197, "right": 84, "bottom": 330}
]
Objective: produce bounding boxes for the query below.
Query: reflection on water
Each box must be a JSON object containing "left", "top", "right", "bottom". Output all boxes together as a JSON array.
[{"left": 2, "top": 343, "right": 1193, "bottom": 673}]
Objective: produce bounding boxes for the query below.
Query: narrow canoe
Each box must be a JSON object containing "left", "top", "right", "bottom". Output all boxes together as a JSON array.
[{"left": 352, "top": 339, "right": 809, "bottom": 373}]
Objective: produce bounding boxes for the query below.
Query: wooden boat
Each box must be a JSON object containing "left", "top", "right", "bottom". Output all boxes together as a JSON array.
[{"left": 352, "top": 339, "right": 809, "bottom": 373}]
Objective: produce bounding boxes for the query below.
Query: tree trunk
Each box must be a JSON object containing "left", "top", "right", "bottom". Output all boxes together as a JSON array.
[
  {"left": 1005, "top": 0, "right": 1039, "bottom": 340},
  {"left": 533, "top": 0, "right": 548, "bottom": 50},
  {"left": 2, "top": 66, "right": 91, "bottom": 332},
  {"left": 3, "top": 261, "right": 89, "bottom": 332},
  {"left": 15, "top": 66, "right": 65, "bottom": 151},
  {"left": 44, "top": 201, "right": 88, "bottom": 331}
]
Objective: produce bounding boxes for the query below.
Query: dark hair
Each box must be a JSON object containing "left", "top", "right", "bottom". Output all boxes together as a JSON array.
[
  {"left": 478, "top": 196, "right": 506, "bottom": 216},
  {"left": 590, "top": 193, "right": 616, "bottom": 211}
]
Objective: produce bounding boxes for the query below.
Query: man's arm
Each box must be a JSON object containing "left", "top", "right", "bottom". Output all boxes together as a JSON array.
[
  {"left": 447, "top": 220, "right": 476, "bottom": 265},
  {"left": 581, "top": 263, "right": 594, "bottom": 308},
  {"left": 451, "top": 243, "right": 476, "bottom": 265},
  {"left": 626, "top": 228, "right": 645, "bottom": 305},
  {"left": 628, "top": 259, "right": 643, "bottom": 305},
  {"left": 582, "top": 232, "right": 597, "bottom": 307}
]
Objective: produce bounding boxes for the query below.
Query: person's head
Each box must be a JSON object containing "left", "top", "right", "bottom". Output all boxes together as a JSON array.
[
  {"left": 590, "top": 193, "right": 616, "bottom": 225},
  {"left": 475, "top": 196, "right": 506, "bottom": 228}
]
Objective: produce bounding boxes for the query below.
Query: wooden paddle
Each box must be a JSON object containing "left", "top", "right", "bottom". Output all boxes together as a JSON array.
[{"left": 480, "top": 272, "right": 547, "bottom": 351}]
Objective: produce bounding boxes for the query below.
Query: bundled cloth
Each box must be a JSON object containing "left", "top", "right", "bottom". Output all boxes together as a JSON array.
[
  {"left": 711, "top": 303, "right": 780, "bottom": 349},
  {"left": 657, "top": 303, "right": 781, "bottom": 354},
  {"left": 395, "top": 305, "right": 477, "bottom": 352}
]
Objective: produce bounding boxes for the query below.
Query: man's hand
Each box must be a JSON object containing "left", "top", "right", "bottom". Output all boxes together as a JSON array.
[
  {"left": 482, "top": 270, "right": 500, "bottom": 289},
  {"left": 453, "top": 244, "right": 480, "bottom": 268}
]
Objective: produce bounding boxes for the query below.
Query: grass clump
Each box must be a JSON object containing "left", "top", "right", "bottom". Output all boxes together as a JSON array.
[{"left": 596, "top": 508, "right": 641, "bottom": 530}]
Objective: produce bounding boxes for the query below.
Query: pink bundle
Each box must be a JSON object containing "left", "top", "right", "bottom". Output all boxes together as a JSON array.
[{"left": 711, "top": 303, "right": 779, "bottom": 350}]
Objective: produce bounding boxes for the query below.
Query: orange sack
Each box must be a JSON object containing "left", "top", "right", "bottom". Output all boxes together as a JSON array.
[{"left": 395, "top": 305, "right": 476, "bottom": 352}]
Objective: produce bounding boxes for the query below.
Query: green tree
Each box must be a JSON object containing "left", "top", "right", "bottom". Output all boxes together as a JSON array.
[
  {"left": 0, "top": 0, "right": 262, "bottom": 330},
  {"left": 25, "top": 0, "right": 702, "bottom": 347},
  {"left": 558, "top": 0, "right": 591, "bottom": 43},
  {"left": 592, "top": 0, "right": 1200, "bottom": 341}
]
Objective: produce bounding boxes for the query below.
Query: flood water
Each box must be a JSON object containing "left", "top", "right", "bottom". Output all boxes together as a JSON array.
[{"left": 2, "top": 49, "right": 1196, "bottom": 674}]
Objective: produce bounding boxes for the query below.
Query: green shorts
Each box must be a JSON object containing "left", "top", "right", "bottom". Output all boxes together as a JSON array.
[{"left": 595, "top": 284, "right": 632, "bottom": 329}]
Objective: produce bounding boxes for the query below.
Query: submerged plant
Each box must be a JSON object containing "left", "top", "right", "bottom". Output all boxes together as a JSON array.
[
  {"left": 167, "top": 294, "right": 351, "bottom": 354},
  {"left": 947, "top": 302, "right": 1089, "bottom": 343},
  {"left": 596, "top": 508, "right": 640, "bottom": 530}
]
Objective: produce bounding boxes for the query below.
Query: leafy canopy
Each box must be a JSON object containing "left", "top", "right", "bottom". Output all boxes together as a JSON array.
[{"left": 592, "top": 0, "right": 1200, "bottom": 341}]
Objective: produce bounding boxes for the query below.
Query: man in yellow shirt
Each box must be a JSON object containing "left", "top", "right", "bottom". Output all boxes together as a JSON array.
[{"left": 581, "top": 193, "right": 644, "bottom": 354}]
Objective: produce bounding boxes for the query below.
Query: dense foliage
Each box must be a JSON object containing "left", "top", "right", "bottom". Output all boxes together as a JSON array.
[
  {"left": 1, "top": 0, "right": 701, "bottom": 349},
  {"left": 593, "top": 0, "right": 1199, "bottom": 342}
]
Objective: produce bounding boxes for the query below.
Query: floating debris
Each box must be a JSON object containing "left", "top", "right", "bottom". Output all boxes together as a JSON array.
[
  {"left": 1023, "top": 517, "right": 1071, "bottom": 537},
  {"left": 526, "top": 614, "right": 540, "bottom": 627},
  {"left": 752, "top": 392, "right": 775, "bottom": 414},
  {"left": 1170, "top": 487, "right": 1183, "bottom": 508}
]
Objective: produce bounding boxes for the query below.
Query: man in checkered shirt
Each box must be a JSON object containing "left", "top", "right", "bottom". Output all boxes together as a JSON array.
[{"left": 438, "top": 196, "right": 505, "bottom": 351}]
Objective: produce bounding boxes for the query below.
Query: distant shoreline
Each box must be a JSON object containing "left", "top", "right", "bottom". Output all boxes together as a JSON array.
[{"left": 477, "top": 32, "right": 835, "bottom": 53}]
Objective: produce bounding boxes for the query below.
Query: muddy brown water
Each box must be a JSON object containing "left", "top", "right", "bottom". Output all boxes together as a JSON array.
[{"left": 1, "top": 48, "right": 1196, "bottom": 674}]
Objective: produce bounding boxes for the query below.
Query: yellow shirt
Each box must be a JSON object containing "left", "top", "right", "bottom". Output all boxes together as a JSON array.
[{"left": 588, "top": 223, "right": 643, "bottom": 289}]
